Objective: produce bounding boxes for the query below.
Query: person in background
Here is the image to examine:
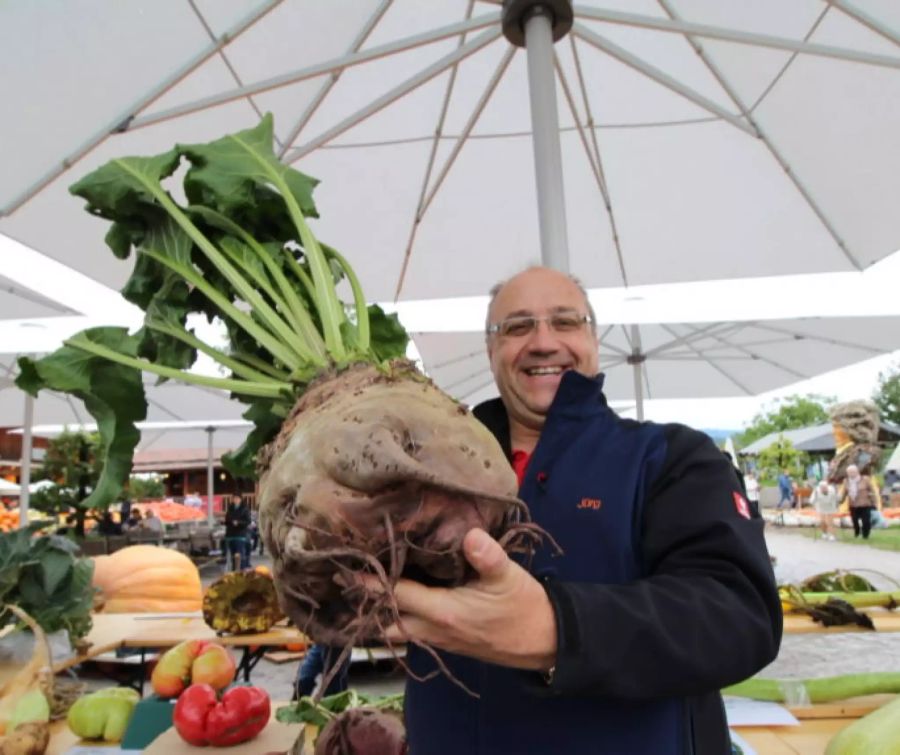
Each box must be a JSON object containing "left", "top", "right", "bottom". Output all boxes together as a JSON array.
[
  {"left": 142, "top": 508, "right": 164, "bottom": 535},
  {"left": 184, "top": 491, "right": 203, "bottom": 508},
  {"left": 810, "top": 480, "right": 839, "bottom": 541},
  {"left": 95, "top": 511, "right": 122, "bottom": 536},
  {"left": 777, "top": 469, "right": 794, "bottom": 509},
  {"left": 743, "top": 470, "right": 761, "bottom": 517},
  {"left": 838, "top": 465, "right": 882, "bottom": 539},
  {"left": 224, "top": 494, "right": 251, "bottom": 570},
  {"left": 293, "top": 644, "right": 351, "bottom": 701},
  {"left": 124, "top": 508, "right": 144, "bottom": 531}
]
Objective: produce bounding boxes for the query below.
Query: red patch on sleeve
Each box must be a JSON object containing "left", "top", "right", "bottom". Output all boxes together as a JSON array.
[{"left": 733, "top": 491, "right": 751, "bottom": 520}]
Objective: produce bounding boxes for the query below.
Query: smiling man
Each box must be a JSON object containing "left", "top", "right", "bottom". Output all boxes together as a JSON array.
[{"left": 390, "top": 266, "right": 782, "bottom": 755}]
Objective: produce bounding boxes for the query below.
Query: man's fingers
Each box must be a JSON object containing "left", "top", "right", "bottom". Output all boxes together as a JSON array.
[{"left": 463, "top": 528, "right": 508, "bottom": 581}]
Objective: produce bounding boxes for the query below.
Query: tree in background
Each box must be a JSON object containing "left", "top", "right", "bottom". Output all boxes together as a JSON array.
[
  {"left": 736, "top": 394, "right": 834, "bottom": 449},
  {"left": 755, "top": 437, "right": 809, "bottom": 486},
  {"left": 873, "top": 361, "right": 900, "bottom": 427},
  {"left": 31, "top": 430, "right": 102, "bottom": 536},
  {"left": 127, "top": 474, "right": 165, "bottom": 500}
]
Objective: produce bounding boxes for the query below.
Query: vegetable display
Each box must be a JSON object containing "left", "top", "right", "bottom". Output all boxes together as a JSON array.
[
  {"left": 15, "top": 115, "right": 543, "bottom": 663},
  {"left": 150, "top": 639, "right": 235, "bottom": 699},
  {"left": 0, "top": 607, "right": 52, "bottom": 755},
  {"left": 278, "top": 690, "right": 406, "bottom": 754},
  {"left": 723, "top": 672, "right": 900, "bottom": 703},
  {"left": 65, "top": 688, "right": 139, "bottom": 743},
  {"left": 0, "top": 529, "right": 95, "bottom": 640},
  {"left": 172, "top": 683, "right": 270, "bottom": 747},
  {"left": 91, "top": 545, "right": 202, "bottom": 614},
  {"left": 825, "top": 696, "right": 900, "bottom": 754},
  {"left": 202, "top": 568, "right": 284, "bottom": 634}
]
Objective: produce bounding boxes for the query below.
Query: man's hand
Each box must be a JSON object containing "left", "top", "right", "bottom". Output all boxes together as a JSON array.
[{"left": 379, "top": 528, "right": 557, "bottom": 671}]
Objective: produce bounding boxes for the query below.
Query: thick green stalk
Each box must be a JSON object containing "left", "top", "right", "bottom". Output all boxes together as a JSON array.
[
  {"left": 724, "top": 673, "right": 900, "bottom": 702},
  {"left": 227, "top": 133, "right": 346, "bottom": 360},
  {"left": 115, "top": 160, "right": 310, "bottom": 363},
  {"left": 325, "top": 245, "right": 370, "bottom": 352},
  {"left": 282, "top": 248, "right": 317, "bottom": 303},
  {"left": 65, "top": 334, "right": 290, "bottom": 399},
  {"left": 235, "top": 353, "right": 292, "bottom": 382},
  {"left": 188, "top": 206, "right": 327, "bottom": 361},
  {"left": 142, "top": 249, "right": 303, "bottom": 371},
  {"left": 146, "top": 318, "right": 281, "bottom": 384}
]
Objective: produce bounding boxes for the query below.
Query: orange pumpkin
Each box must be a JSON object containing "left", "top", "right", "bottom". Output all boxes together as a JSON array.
[{"left": 92, "top": 545, "right": 202, "bottom": 613}]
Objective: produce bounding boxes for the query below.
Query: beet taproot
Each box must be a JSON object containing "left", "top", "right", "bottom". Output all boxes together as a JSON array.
[{"left": 259, "top": 361, "right": 540, "bottom": 647}]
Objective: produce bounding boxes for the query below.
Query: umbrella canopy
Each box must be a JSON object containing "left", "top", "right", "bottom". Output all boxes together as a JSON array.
[
  {"left": 3, "top": 1, "right": 900, "bottom": 308},
  {"left": 412, "top": 315, "right": 900, "bottom": 414}
]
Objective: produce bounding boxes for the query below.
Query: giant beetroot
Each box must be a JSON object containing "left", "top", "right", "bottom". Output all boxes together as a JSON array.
[{"left": 258, "top": 362, "right": 531, "bottom": 646}]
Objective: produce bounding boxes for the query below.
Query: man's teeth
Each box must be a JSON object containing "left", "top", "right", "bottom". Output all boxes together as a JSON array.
[{"left": 526, "top": 366, "right": 563, "bottom": 376}]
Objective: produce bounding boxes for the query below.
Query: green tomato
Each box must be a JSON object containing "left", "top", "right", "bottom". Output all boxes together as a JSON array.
[
  {"left": 8, "top": 689, "right": 50, "bottom": 730},
  {"left": 67, "top": 688, "right": 139, "bottom": 742}
]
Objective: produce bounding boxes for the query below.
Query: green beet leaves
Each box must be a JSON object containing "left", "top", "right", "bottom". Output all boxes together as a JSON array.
[{"left": 16, "top": 115, "right": 409, "bottom": 508}]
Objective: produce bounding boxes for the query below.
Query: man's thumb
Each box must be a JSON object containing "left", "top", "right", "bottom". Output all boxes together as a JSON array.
[{"left": 463, "top": 528, "right": 507, "bottom": 580}]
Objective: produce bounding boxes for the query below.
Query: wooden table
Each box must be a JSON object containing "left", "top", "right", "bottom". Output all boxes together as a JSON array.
[
  {"left": 77, "top": 612, "right": 307, "bottom": 690},
  {"left": 783, "top": 607, "right": 900, "bottom": 634},
  {"left": 734, "top": 718, "right": 853, "bottom": 754},
  {"left": 46, "top": 702, "right": 308, "bottom": 755}
]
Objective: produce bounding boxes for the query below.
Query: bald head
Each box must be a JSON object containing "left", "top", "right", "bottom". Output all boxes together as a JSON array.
[{"left": 486, "top": 267, "right": 597, "bottom": 334}]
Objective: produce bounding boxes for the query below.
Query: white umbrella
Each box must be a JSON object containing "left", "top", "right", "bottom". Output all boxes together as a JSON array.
[
  {"left": 3, "top": 1, "right": 900, "bottom": 307},
  {"left": 0, "top": 478, "right": 21, "bottom": 495},
  {"left": 412, "top": 315, "right": 900, "bottom": 418}
]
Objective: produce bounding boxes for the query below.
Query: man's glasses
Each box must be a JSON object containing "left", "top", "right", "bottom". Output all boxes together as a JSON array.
[{"left": 486, "top": 311, "right": 594, "bottom": 338}]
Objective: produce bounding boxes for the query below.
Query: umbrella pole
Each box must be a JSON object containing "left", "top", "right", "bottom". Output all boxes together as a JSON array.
[
  {"left": 206, "top": 426, "right": 215, "bottom": 527},
  {"left": 503, "top": 1, "right": 574, "bottom": 271},
  {"left": 524, "top": 8, "right": 569, "bottom": 271},
  {"left": 629, "top": 324, "right": 645, "bottom": 421},
  {"left": 18, "top": 393, "right": 34, "bottom": 529}
]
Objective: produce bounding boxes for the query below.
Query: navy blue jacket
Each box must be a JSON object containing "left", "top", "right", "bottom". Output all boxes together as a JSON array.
[{"left": 404, "top": 372, "right": 782, "bottom": 754}]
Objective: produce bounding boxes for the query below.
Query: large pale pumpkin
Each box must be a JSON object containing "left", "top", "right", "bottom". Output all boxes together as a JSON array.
[{"left": 92, "top": 545, "right": 202, "bottom": 613}]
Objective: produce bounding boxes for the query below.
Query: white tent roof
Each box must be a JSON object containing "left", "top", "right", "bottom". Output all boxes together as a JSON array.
[
  {"left": 4, "top": 1, "right": 900, "bottom": 311},
  {"left": 413, "top": 315, "right": 900, "bottom": 409}
]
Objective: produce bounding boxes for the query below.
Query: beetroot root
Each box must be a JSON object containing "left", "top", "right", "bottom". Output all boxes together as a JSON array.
[
  {"left": 258, "top": 361, "right": 539, "bottom": 647},
  {"left": 313, "top": 708, "right": 407, "bottom": 755}
]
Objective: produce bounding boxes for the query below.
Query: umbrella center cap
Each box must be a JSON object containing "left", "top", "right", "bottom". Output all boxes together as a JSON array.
[{"left": 502, "top": 0, "right": 574, "bottom": 47}]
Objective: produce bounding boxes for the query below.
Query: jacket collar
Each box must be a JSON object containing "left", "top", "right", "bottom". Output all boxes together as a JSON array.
[{"left": 472, "top": 372, "right": 609, "bottom": 458}]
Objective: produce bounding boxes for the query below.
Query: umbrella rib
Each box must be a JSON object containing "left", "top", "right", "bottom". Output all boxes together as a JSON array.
[
  {"left": 277, "top": 0, "right": 394, "bottom": 159},
  {"left": 0, "top": 0, "right": 282, "bottom": 218},
  {"left": 827, "top": 1, "right": 900, "bottom": 49},
  {"left": 750, "top": 322, "right": 886, "bottom": 354},
  {"left": 431, "top": 347, "right": 485, "bottom": 371},
  {"left": 394, "top": 0, "right": 476, "bottom": 303},
  {"left": 571, "top": 23, "right": 757, "bottom": 138},
  {"left": 396, "top": 40, "right": 515, "bottom": 300},
  {"left": 571, "top": 6, "right": 900, "bottom": 69},
  {"left": 657, "top": 323, "right": 756, "bottom": 394},
  {"left": 747, "top": 8, "right": 831, "bottom": 113},
  {"left": 288, "top": 27, "right": 502, "bottom": 163},
  {"left": 419, "top": 48, "right": 514, "bottom": 217},
  {"left": 186, "top": 0, "right": 268, "bottom": 139},
  {"left": 445, "top": 368, "right": 493, "bottom": 395},
  {"left": 643, "top": 321, "right": 739, "bottom": 358},
  {"left": 554, "top": 45, "right": 629, "bottom": 285},
  {"left": 128, "top": 13, "right": 501, "bottom": 134},
  {"left": 683, "top": 322, "right": 813, "bottom": 382},
  {"left": 1, "top": 282, "right": 75, "bottom": 315},
  {"left": 654, "top": 1, "right": 861, "bottom": 270}
]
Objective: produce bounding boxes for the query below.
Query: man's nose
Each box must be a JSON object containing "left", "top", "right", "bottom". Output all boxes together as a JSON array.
[{"left": 525, "top": 319, "right": 559, "bottom": 350}]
